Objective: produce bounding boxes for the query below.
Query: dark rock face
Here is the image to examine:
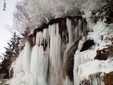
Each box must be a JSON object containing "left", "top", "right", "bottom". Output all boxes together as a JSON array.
[
  {"left": 48, "top": 17, "right": 63, "bottom": 25},
  {"left": 3, "top": 74, "right": 9, "bottom": 79},
  {"left": 95, "top": 45, "right": 113, "bottom": 60},
  {"left": 33, "top": 15, "right": 86, "bottom": 37},
  {"left": 28, "top": 34, "right": 36, "bottom": 47},
  {"left": 104, "top": 72, "right": 113, "bottom": 85},
  {"left": 63, "top": 37, "right": 81, "bottom": 81},
  {"left": 33, "top": 23, "right": 48, "bottom": 36},
  {"left": 58, "top": 18, "right": 68, "bottom": 44},
  {"left": 80, "top": 40, "right": 95, "bottom": 52},
  {"left": 95, "top": 49, "right": 108, "bottom": 60}
]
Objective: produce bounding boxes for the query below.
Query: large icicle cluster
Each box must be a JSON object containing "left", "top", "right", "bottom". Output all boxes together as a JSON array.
[
  {"left": 8, "top": 16, "right": 88, "bottom": 85},
  {"left": 8, "top": 13, "right": 113, "bottom": 85}
]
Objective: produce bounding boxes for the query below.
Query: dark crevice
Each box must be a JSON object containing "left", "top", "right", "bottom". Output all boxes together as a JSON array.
[
  {"left": 59, "top": 18, "right": 69, "bottom": 44},
  {"left": 80, "top": 40, "right": 95, "bottom": 52},
  {"left": 48, "top": 17, "right": 63, "bottom": 25}
]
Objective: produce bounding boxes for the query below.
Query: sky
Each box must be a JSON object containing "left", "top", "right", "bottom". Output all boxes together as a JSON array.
[{"left": 0, "top": 0, "right": 19, "bottom": 58}]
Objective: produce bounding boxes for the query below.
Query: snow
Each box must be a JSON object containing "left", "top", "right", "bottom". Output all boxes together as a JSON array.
[
  {"left": 74, "top": 19, "right": 113, "bottom": 85},
  {"left": 78, "top": 59, "right": 113, "bottom": 80}
]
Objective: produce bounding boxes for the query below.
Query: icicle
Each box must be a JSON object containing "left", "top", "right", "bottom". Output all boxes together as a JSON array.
[
  {"left": 43, "top": 29, "right": 49, "bottom": 41},
  {"left": 43, "top": 29, "right": 49, "bottom": 48},
  {"left": 30, "top": 45, "right": 39, "bottom": 74},
  {"left": 74, "top": 26, "right": 79, "bottom": 40},
  {"left": 66, "top": 18, "right": 73, "bottom": 44},
  {"left": 36, "top": 32, "right": 43, "bottom": 45},
  {"left": 37, "top": 46, "right": 48, "bottom": 85},
  {"left": 13, "top": 50, "right": 24, "bottom": 76},
  {"left": 78, "top": 19, "right": 82, "bottom": 36},
  {"left": 22, "top": 41, "right": 31, "bottom": 74},
  {"left": 49, "top": 23, "right": 62, "bottom": 85},
  {"left": 30, "top": 44, "right": 48, "bottom": 85},
  {"left": 74, "top": 50, "right": 80, "bottom": 85},
  {"left": 63, "top": 18, "right": 74, "bottom": 68},
  {"left": 9, "top": 50, "right": 27, "bottom": 85}
]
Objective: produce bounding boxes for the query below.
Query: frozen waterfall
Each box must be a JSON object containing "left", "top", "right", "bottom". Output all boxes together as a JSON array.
[{"left": 8, "top": 15, "right": 113, "bottom": 85}]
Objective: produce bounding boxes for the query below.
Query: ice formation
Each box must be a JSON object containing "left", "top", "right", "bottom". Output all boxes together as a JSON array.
[
  {"left": 9, "top": 14, "right": 113, "bottom": 85},
  {"left": 74, "top": 20, "right": 113, "bottom": 85},
  {"left": 7, "top": 0, "right": 113, "bottom": 85}
]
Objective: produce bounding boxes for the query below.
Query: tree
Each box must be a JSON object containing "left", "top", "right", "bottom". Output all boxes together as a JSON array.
[{"left": 0, "top": 33, "right": 23, "bottom": 79}]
